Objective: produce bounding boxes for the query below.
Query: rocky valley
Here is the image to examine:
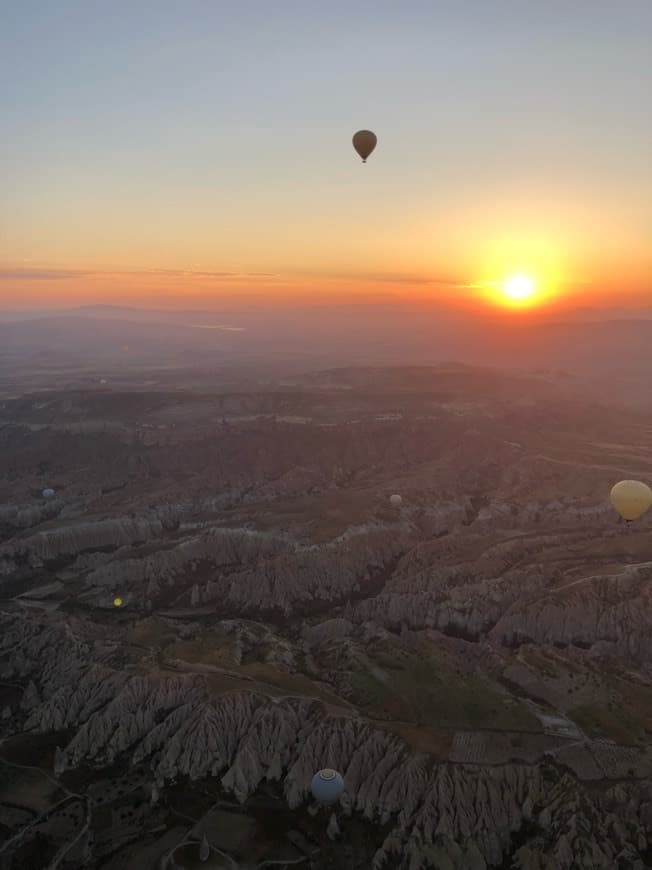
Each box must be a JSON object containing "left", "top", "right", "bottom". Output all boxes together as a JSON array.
[{"left": 1, "top": 362, "right": 651, "bottom": 869}]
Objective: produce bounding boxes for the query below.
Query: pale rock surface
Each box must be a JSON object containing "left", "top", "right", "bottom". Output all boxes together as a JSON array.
[{"left": 2, "top": 606, "right": 650, "bottom": 870}]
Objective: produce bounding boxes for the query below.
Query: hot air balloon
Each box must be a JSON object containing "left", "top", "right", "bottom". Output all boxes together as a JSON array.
[
  {"left": 389, "top": 494, "right": 402, "bottom": 508},
  {"left": 311, "top": 769, "right": 345, "bottom": 805},
  {"left": 42, "top": 488, "right": 55, "bottom": 500},
  {"left": 610, "top": 480, "right": 652, "bottom": 521},
  {"left": 352, "top": 130, "right": 377, "bottom": 163},
  {"left": 113, "top": 597, "right": 123, "bottom": 607}
]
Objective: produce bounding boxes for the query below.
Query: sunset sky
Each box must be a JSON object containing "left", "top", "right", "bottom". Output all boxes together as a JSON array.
[{"left": 2, "top": 0, "right": 650, "bottom": 311}]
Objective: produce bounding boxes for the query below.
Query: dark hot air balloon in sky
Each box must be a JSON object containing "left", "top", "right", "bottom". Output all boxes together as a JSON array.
[{"left": 352, "top": 130, "right": 377, "bottom": 163}]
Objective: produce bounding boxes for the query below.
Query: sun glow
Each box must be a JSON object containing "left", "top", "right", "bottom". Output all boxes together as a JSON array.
[
  {"left": 473, "top": 272, "right": 547, "bottom": 310},
  {"left": 470, "top": 233, "right": 566, "bottom": 310},
  {"left": 503, "top": 274, "right": 537, "bottom": 303}
]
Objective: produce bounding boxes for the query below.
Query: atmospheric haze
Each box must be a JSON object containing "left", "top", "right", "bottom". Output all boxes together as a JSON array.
[{"left": 2, "top": 1, "right": 652, "bottom": 869}]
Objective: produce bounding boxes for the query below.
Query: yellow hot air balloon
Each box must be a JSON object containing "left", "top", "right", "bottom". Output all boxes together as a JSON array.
[
  {"left": 610, "top": 480, "right": 652, "bottom": 521},
  {"left": 352, "top": 130, "right": 377, "bottom": 163},
  {"left": 113, "top": 597, "right": 123, "bottom": 607}
]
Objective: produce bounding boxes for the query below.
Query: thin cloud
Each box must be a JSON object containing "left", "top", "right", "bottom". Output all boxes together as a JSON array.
[
  {"left": 367, "top": 274, "right": 462, "bottom": 286},
  {"left": 0, "top": 266, "right": 279, "bottom": 282},
  {"left": 142, "top": 268, "right": 279, "bottom": 279},
  {"left": 143, "top": 269, "right": 236, "bottom": 277},
  {"left": 0, "top": 267, "right": 90, "bottom": 281},
  {"left": 1, "top": 265, "right": 466, "bottom": 287},
  {"left": 189, "top": 324, "right": 246, "bottom": 331},
  {"left": 290, "top": 269, "right": 464, "bottom": 287}
]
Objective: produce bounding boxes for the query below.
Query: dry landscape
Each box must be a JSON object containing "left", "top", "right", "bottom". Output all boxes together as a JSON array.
[{"left": 1, "top": 357, "right": 652, "bottom": 868}]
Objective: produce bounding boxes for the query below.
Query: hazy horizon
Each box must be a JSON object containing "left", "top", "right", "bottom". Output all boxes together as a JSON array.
[{"left": 2, "top": 299, "right": 651, "bottom": 411}]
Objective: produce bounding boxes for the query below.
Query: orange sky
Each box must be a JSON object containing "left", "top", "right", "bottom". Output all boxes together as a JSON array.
[{"left": 0, "top": 250, "right": 652, "bottom": 313}]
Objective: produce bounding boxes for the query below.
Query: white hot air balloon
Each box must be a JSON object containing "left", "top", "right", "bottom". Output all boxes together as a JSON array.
[
  {"left": 389, "top": 494, "right": 402, "bottom": 508},
  {"left": 311, "top": 769, "right": 345, "bottom": 805}
]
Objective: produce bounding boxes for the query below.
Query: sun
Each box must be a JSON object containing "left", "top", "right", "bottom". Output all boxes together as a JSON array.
[
  {"left": 503, "top": 274, "right": 537, "bottom": 303},
  {"left": 471, "top": 271, "right": 551, "bottom": 310}
]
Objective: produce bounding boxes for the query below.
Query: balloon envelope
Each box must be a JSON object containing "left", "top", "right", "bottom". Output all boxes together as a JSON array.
[
  {"left": 113, "top": 597, "right": 123, "bottom": 607},
  {"left": 311, "top": 769, "right": 344, "bottom": 804},
  {"left": 610, "top": 480, "right": 652, "bottom": 521},
  {"left": 389, "top": 494, "right": 402, "bottom": 507},
  {"left": 42, "top": 488, "right": 55, "bottom": 500},
  {"left": 352, "top": 130, "right": 377, "bottom": 162}
]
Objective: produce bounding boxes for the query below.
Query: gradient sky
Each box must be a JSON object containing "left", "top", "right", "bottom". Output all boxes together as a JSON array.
[{"left": 2, "top": 0, "right": 651, "bottom": 309}]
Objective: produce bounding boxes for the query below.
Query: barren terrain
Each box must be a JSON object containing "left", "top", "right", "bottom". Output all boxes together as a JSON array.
[{"left": 1, "top": 359, "right": 652, "bottom": 869}]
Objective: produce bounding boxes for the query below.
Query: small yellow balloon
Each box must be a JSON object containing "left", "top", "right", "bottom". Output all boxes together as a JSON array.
[
  {"left": 113, "top": 597, "right": 123, "bottom": 607},
  {"left": 610, "top": 480, "right": 652, "bottom": 521}
]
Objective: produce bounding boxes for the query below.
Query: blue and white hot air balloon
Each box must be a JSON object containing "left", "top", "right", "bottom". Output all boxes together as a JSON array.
[
  {"left": 310, "top": 768, "right": 345, "bottom": 805},
  {"left": 42, "top": 488, "right": 56, "bottom": 500}
]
